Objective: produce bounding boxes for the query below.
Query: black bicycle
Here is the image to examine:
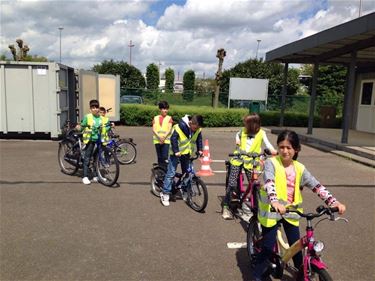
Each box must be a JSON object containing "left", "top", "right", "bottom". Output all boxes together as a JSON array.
[
  {"left": 150, "top": 153, "right": 208, "bottom": 212},
  {"left": 58, "top": 123, "right": 120, "bottom": 186}
]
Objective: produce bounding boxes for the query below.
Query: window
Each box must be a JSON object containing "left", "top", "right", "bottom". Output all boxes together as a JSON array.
[{"left": 360, "top": 82, "right": 373, "bottom": 105}]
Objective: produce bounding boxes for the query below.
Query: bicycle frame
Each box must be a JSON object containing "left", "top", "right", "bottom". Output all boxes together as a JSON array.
[{"left": 271, "top": 206, "right": 348, "bottom": 280}]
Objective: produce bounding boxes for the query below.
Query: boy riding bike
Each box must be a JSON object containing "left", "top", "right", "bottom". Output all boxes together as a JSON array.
[
  {"left": 160, "top": 114, "right": 204, "bottom": 207},
  {"left": 75, "top": 100, "right": 110, "bottom": 185},
  {"left": 223, "top": 113, "right": 277, "bottom": 220}
]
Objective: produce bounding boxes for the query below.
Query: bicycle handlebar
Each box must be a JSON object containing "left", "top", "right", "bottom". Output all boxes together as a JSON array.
[
  {"left": 270, "top": 205, "right": 339, "bottom": 219},
  {"left": 228, "top": 148, "right": 272, "bottom": 159}
]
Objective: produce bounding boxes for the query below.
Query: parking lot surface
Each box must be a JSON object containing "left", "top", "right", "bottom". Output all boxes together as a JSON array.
[{"left": 1, "top": 126, "right": 374, "bottom": 281}]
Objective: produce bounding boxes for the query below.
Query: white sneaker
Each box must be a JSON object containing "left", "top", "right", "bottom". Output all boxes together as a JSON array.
[
  {"left": 82, "top": 177, "right": 91, "bottom": 185},
  {"left": 160, "top": 192, "right": 170, "bottom": 206},
  {"left": 181, "top": 190, "right": 188, "bottom": 201},
  {"left": 222, "top": 206, "right": 233, "bottom": 220},
  {"left": 242, "top": 202, "right": 252, "bottom": 214},
  {"left": 91, "top": 177, "right": 99, "bottom": 183}
]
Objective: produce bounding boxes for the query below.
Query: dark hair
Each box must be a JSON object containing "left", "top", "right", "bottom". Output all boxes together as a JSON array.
[
  {"left": 89, "top": 99, "right": 99, "bottom": 108},
  {"left": 158, "top": 100, "right": 169, "bottom": 110},
  {"left": 243, "top": 113, "right": 260, "bottom": 135},
  {"left": 99, "top": 106, "right": 106, "bottom": 112},
  {"left": 190, "top": 115, "right": 204, "bottom": 127},
  {"left": 277, "top": 130, "right": 301, "bottom": 160}
]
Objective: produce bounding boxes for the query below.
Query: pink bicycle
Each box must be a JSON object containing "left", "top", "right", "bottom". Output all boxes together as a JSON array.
[
  {"left": 225, "top": 149, "right": 271, "bottom": 220},
  {"left": 247, "top": 205, "right": 348, "bottom": 281}
]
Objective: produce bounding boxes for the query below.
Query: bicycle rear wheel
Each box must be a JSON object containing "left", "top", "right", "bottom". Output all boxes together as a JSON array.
[
  {"left": 95, "top": 146, "right": 119, "bottom": 186},
  {"left": 115, "top": 140, "right": 137, "bottom": 164},
  {"left": 150, "top": 166, "right": 166, "bottom": 197},
  {"left": 187, "top": 177, "right": 208, "bottom": 212},
  {"left": 58, "top": 139, "right": 79, "bottom": 175}
]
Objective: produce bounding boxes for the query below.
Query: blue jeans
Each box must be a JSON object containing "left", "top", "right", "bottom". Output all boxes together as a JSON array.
[
  {"left": 253, "top": 219, "right": 302, "bottom": 278},
  {"left": 155, "top": 143, "right": 170, "bottom": 168},
  {"left": 162, "top": 154, "right": 190, "bottom": 194}
]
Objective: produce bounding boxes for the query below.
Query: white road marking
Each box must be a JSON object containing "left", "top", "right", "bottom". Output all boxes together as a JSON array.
[
  {"left": 212, "top": 159, "right": 226, "bottom": 163},
  {"left": 212, "top": 170, "right": 227, "bottom": 173},
  {"left": 227, "top": 242, "right": 247, "bottom": 249}
]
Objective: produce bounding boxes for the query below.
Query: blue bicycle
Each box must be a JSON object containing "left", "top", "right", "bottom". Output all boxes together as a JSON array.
[{"left": 58, "top": 122, "right": 120, "bottom": 186}]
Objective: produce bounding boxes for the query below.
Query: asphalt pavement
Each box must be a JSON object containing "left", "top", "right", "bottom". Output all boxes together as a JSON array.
[{"left": 0, "top": 126, "right": 374, "bottom": 281}]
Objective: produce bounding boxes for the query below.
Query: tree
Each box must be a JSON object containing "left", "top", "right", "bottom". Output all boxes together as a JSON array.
[
  {"left": 165, "top": 68, "right": 174, "bottom": 93},
  {"left": 146, "top": 63, "right": 159, "bottom": 90},
  {"left": 92, "top": 59, "right": 145, "bottom": 89},
  {"left": 213, "top": 48, "right": 226, "bottom": 108},
  {"left": 301, "top": 64, "right": 346, "bottom": 115},
  {"left": 195, "top": 78, "right": 216, "bottom": 96},
  {"left": 182, "top": 70, "right": 195, "bottom": 101}
]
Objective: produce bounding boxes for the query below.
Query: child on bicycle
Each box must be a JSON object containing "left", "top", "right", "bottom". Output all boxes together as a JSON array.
[
  {"left": 75, "top": 99, "right": 107, "bottom": 185},
  {"left": 252, "top": 130, "right": 346, "bottom": 281},
  {"left": 160, "top": 114, "right": 204, "bottom": 207},
  {"left": 152, "top": 101, "right": 173, "bottom": 169},
  {"left": 222, "top": 113, "right": 277, "bottom": 220}
]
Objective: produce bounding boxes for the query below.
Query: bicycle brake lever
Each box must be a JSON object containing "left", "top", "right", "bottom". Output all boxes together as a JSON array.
[{"left": 334, "top": 217, "right": 349, "bottom": 223}]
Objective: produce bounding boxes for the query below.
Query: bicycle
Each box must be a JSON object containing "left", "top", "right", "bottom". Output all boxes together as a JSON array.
[
  {"left": 247, "top": 205, "right": 348, "bottom": 281},
  {"left": 150, "top": 153, "right": 208, "bottom": 212},
  {"left": 58, "top": 122, "right": 120, "bottom": 186},
  {"left": 225, "top": 149, "right": 272, "bottom": 221},
  {"left": 104, "top": 108, "right": 137, "bottom": 165},
  {"left": 107, "top": 130, "right": 137, "bottom": 165}
]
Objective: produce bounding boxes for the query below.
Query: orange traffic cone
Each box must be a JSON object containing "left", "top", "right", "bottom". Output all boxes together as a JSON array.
[{"left": 196, "top": 139, "right": 214, "bottom": 176}]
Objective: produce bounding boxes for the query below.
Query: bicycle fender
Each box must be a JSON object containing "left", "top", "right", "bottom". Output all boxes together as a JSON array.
[{"left": 310, "top": 257, "right": 327, "bottom": 270}]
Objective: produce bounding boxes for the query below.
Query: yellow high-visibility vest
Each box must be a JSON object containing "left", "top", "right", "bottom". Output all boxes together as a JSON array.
[
  {"left": 82, "top": 114, "right": 107, "bottom": 144},
  {"left": 258, "top": 156, "right": 305, "bottom": 227},
  {"left": 100, "top": 116, "right": 110, "bottom": 145},
  {"left": 230, "top": 128, "right": 264, "bottom": 170},
  {"left": 170, "top": 124, "right": 201, "bottom": 155},
  {"left": 153, "top": 115, "right": 172, "bottom": 144}
]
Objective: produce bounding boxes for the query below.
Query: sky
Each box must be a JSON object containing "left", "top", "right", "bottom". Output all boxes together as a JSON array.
[{"left": 1, "top": 0, "right": 374, "bottom": 79}]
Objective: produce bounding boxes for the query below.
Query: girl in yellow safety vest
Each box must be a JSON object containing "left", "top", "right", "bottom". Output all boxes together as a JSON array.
[
  {"left": 222, "top": 113, "right": 277, "bottom": 220},
  {"left": 253, "top": 130, "right": 346, "bottom": 280},
  {"left": 152, "top": 101, "right": 173, "bottom": 168}
]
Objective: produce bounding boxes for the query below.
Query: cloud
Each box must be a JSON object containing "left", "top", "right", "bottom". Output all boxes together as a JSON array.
[{"left": 1, "top": 0, "right": 374, "bottom": 77}]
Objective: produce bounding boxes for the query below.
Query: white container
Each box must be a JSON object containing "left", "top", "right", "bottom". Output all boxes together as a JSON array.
[{"left": 0, "top": 61, "right": 77, "bottom": 138}]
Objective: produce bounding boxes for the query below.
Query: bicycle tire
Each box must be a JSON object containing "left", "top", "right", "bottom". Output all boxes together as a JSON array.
[
  {"left": 247, "top": 216, "right": 262, "bottom": 266},
  {"left": 115, "top": 140, "right": 137, "bottom": 164},
  {"left": 150, "top": 166, "right": 166, "bottom": 197},
  {"left": 58, "top": 139, "right": 79, "bottom": 175},
  {"left": 302, "top": 264, "right": 333, "bottom": 281},
  {"left": 187, "top": 177, "right": 208, "bottom": 212},
  {"left": 95, "top": 146, "right": 119, "bottom": 186}
]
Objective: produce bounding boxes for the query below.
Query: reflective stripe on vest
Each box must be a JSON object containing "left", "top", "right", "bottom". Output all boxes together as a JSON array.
[
  {"left": 153, "top": 115, "right": 172, "bottom": 144},
  {"left": 230, "top": 128, "right": 264, "bottom": 169},
  {"left": 257, "top": 156, "right": 305, "bottom": 227},
  {"left": 170, "top": 124, "right": 201, "bottom": 155}
]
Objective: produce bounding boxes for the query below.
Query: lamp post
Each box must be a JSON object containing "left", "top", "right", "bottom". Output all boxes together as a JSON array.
[
  {"left": 255, "top": 39, "right": 261, "bottom": 60},
  {"left": 128, "top": 40, "right": 135, "bottom": 65},
  {"left": 58, "top": 27, "right": 64, "bottom": 63}
]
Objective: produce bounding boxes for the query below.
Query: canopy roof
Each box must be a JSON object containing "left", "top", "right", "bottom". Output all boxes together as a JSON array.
[{"left": 265, "top": 12, "right": 375, "bottom": 69}]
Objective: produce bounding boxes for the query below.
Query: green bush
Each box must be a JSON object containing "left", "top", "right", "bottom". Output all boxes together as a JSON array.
[{"left": 121, "top": 105, "right": 329, "bottom": 128}]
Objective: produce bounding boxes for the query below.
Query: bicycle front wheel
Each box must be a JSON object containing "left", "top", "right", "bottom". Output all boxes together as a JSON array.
[
  {"left": 58, "top": 139, "right": 79, "bottom": 175},
  {"left": 247, "top": 216, "right": 262, "bottom": 266},
  {"left": 116, "top": 140, "right": 137, "bottom": 164},
  {"left": 150, "top": 166, "right": 166, "bottom": 197},
  {"left": 301, "top": 264, "right": 333, "bottom": 281},
  {"left": 95, "top": 146, "right": 119, "bottom": 186},
  {"left": 187, "top": 177, "right": 208, "bottom": 212}
]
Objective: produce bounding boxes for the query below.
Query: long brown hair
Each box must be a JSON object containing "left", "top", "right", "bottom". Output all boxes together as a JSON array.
[{"left": 243, "top": 113, "right": 260, "bottom": 135}]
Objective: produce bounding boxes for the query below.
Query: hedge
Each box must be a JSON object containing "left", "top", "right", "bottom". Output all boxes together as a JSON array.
[{"left": 120, "top": 104, "right": 339, "bottom": 128}]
